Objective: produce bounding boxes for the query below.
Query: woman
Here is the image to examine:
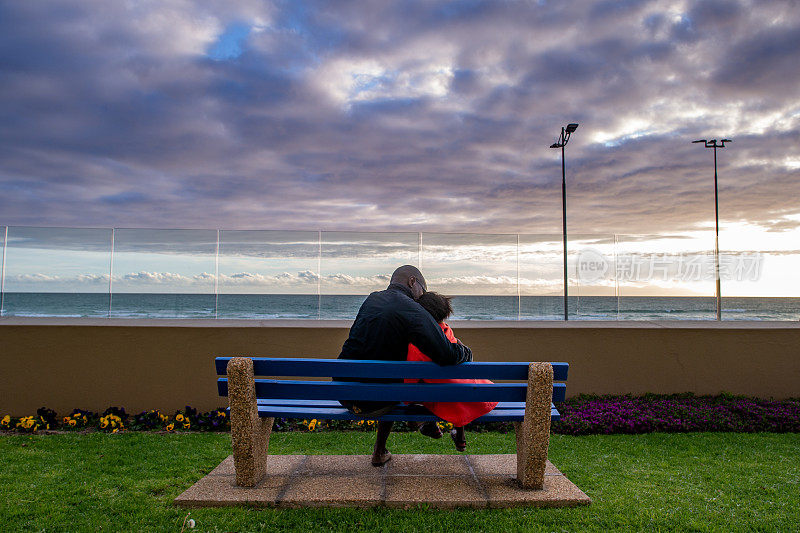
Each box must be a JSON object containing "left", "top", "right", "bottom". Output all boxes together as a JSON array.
[{"left": 407, "top": 292, "right": 497, "bottom": 451}]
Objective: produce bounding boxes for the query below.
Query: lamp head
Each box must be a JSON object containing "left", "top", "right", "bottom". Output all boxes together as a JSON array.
[
  {"left": 550, "top": 142, "right": 562, "bottom": 149},
  {"left": 721, "top": 139, "right": 732, "bottom": 143},
  {"left": 565, "top": 123, "right": 579, "bottom": 134}
]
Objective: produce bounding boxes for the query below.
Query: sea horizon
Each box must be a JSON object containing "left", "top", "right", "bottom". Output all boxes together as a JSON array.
[{"left": 2, "top": 292, "right": 798, "bottom": 322}]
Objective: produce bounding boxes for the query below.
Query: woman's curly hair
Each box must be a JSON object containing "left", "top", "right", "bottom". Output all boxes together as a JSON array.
[{"left": 416, "top": 291, "right": 453, "bottom": 322}]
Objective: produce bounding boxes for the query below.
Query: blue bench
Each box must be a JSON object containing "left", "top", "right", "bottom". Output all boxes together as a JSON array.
[{"left": 217, "top": 357, "right": 568, "bottom": 489}]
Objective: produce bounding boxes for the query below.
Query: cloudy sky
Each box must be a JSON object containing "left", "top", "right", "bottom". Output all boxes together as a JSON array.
[{"left": 1, "top": 0, "right": 799, "bottom": 298}]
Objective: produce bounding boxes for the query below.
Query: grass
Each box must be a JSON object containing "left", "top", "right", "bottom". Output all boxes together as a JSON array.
[{"left": 1, "top": 431, "right": 798, "bottom": 532}]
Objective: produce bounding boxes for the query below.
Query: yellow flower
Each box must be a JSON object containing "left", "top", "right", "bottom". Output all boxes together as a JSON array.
[
  {"left": 1, "top": 415, "right": 10, "bottom": 426},
  {"left": 176, "top": 414, "right": 185, "bottom": 422},
  {"left": 62, "top": 416, "right": 71, "bottom": 424},
  {"left": 183, "top": 422, "right": 190, "bottom": 430},
  {"left": 308, "top": 420, "right": 317, "bottom": 431},
  {"left": 357, "top": 420, "right": 364, "bottom": 426},
  {"left": 112, "top": 428, "right": 119, "bottom": 434},
  {"left": 367, "top": 420, "right": 374, "bottom": 426},
  {"left": 68, "top": 419, "right": 77, "bottom": 427},
  {"left": 100, "top": 419, "right": 108, "bottom": 429},
  {"left": 166, "top": 423, "right": 174, "bottom": 432}
]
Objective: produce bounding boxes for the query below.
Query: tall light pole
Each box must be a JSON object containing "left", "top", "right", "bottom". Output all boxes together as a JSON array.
[
  {"left": 692, "top": 138, "right": 732, "bottom": 321},
  {"left": 551, "top": 123, "right": 579, "bottom": 321}
]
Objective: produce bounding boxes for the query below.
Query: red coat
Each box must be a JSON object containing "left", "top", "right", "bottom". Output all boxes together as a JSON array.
[{"left": 405, "top": 322, "right": 498, "bottom": 426}]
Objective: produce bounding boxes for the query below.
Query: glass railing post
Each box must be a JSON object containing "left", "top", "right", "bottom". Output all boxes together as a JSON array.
[
  {"left": 614, "top": 234, "right": 620, "bottom": 320},
  {"left": 517, "top": 233, "right": 522, "bottom": 320},
  {"left": 418, "top": 232, "right": 422, "bottom": 270},
  {"left": 0, "top": 226, "right": 7, "bottom": 317},
  {"left": 108, "top": 228, "right": 115, "bottom": 318},
  {"left": 214, "top": 229, "right": 220, "bottom": 319}
]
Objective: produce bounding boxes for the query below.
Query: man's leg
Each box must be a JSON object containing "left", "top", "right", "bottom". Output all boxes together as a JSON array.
[{"left": 372, "top": 421, "right": 393, "bottom": 466}]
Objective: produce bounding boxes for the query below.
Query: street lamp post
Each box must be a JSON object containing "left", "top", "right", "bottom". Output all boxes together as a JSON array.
[
  {"left": 692, "top": 138, "right": 732, "bottom": 321},
  {"left": 551, "top": 123, "right": 579, "bottom": 321}
]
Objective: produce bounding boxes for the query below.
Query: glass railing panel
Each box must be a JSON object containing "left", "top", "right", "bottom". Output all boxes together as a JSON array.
[
  {"left": 217, "top": 230, "right": 320, "bottom": 319},
  {"left": 518, "top": 234, "right": 565, "bottom": 319},
  {"left": 615, "top": 233, "right": 716, "bottom": 320},
  {"left": 421, "top": 233, "right": 518, "bottom": 320},
  {"left": 719, "top": 225, "right": 800, "bottom": 320},
  {"left": 1, "top": 226, "right": 112, "bottom": 317},
  {"left": 110, "top": 228, "right": 217, "bottom": 318},
  {"left": 320, "top": 231, "right": 419, "bottom": 319},
  {"left": 569, "top": 234, "right": 618, "bottom": 320}
]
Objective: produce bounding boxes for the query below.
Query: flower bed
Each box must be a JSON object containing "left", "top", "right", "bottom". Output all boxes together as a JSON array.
[
  {"left": 550, "top": 393, "right": 800, "bottom": 435},
  {"left": 2, "top": 394, "right": 798, "bottom": 435},
  {"left": 1, "top": 406, "right": 230, "bottom": 434}
]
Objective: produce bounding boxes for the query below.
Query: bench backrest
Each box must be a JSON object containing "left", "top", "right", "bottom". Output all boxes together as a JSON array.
[{"left": 216, "top": 357, "right": 568, "bottom": 404}]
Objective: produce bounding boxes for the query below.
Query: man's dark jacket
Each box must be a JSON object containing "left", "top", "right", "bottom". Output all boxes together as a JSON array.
[{"left": 339, "top": 283, "right": 472, "bottom": 366}]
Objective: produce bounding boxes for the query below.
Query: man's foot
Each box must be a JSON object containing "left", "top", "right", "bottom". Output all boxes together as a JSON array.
[
  {"left": 419, "top": 421, "right": 443, "bottom": 439},
  {"left": 450, "top": 428, "right": 467, "bottom": 452},
  {"left": 371, "top": 449, "right": 392, "bottom": 467}
]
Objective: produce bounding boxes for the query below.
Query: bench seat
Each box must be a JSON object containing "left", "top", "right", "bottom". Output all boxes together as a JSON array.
[{"left": 254, "top": 399, "right": 561, "bottom": 422}]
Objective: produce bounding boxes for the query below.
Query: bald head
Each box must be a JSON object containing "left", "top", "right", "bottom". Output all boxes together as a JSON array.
[{"left": 390, "top": 265, "right": 427, "bottom": 299}]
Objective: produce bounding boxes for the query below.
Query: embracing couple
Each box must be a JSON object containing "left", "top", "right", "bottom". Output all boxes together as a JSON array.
[{"left": 338, "top": 265, "right": 497, "bottom": 466}]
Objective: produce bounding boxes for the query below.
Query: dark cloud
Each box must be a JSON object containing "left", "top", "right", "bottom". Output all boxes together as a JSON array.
[
  {"left": 713, "top": 25, "right": 800, "bottom": 93},
  {"left": 0, "top": 0, "right": 798, "bottom": 241}
]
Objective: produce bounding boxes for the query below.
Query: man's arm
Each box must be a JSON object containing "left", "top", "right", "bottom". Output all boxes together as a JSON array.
[{"left": 405, "top": 305, "right": 472, "bottom": 365}]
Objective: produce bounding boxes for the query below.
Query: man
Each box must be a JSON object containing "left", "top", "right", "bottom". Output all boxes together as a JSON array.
[{"left": 338, "top": 265, "right": 472, "bottom": 466}]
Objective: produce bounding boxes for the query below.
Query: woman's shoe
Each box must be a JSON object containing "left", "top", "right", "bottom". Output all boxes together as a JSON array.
[
  {"left": 419, "top": 421, "right": 443, "bottom": 439},
  {"left": 450, "top": 428, "right": 467, "bottom": 452}
]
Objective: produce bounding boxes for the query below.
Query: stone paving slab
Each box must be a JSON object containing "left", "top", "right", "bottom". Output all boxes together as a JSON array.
[{"left": 174, "top": 454, "right": 591, "bottom": 509}]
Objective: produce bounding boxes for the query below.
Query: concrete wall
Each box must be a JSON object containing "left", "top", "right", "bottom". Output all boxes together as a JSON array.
[{"left": 1, "top": 318, "right": 799, "bottom": 415}]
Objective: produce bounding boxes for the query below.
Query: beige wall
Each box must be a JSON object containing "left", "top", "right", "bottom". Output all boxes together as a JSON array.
[{"left": 1, "top": 318, "right": 799, "bottom": 415}]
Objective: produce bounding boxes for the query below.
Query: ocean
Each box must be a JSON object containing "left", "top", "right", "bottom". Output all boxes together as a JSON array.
[{"left": 1, "top": 293, "right": 798, "bottom": 321}]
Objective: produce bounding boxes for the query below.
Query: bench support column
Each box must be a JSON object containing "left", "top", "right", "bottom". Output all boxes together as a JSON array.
[
  {"left": 515, "top": 362, "right": 553, "bottom": 489},
  {"left": 228, "top": 357, "right": 274, "bottom": 487}
]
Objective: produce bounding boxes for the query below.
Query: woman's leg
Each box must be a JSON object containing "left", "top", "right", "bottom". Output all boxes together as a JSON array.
[
  {"left": 372, "top": 421, "right": 393, "bottom": 466},
  {"left": 451, "top": 426, "right": 466, "bottom": 452},
  {"left": 406, "top": 404, "right": 443, "bottom": 439}
]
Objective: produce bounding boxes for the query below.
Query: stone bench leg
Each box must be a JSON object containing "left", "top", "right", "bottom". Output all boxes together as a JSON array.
[
  {"left": 227, "top": 357, "right": 274, "bottom": 487},
  {"left": 515, "top": 362, "right": 554, "bottom": 489}
]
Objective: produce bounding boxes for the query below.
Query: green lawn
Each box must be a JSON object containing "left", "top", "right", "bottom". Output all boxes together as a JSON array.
[{"left": 1, "top": 431, "right": 798, "bottom": 532}]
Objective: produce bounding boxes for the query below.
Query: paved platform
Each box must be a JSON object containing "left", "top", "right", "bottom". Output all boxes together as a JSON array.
[{"left": 174, "top": 454, "right": 591, "bottom": 509}]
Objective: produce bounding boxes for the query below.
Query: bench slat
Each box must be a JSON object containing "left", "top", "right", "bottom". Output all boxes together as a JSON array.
[
  {"left": 255, "top": 399, "right": 552, "bottom": 410},
  {"left": 218, "top": 379, "right": 566, "bottom": 403},
  {"left": 255, "top": 405, "right": 561, "bottom": 422},
  {"left": 215, "top": 357, "right": 568, "bottom": 381}
]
